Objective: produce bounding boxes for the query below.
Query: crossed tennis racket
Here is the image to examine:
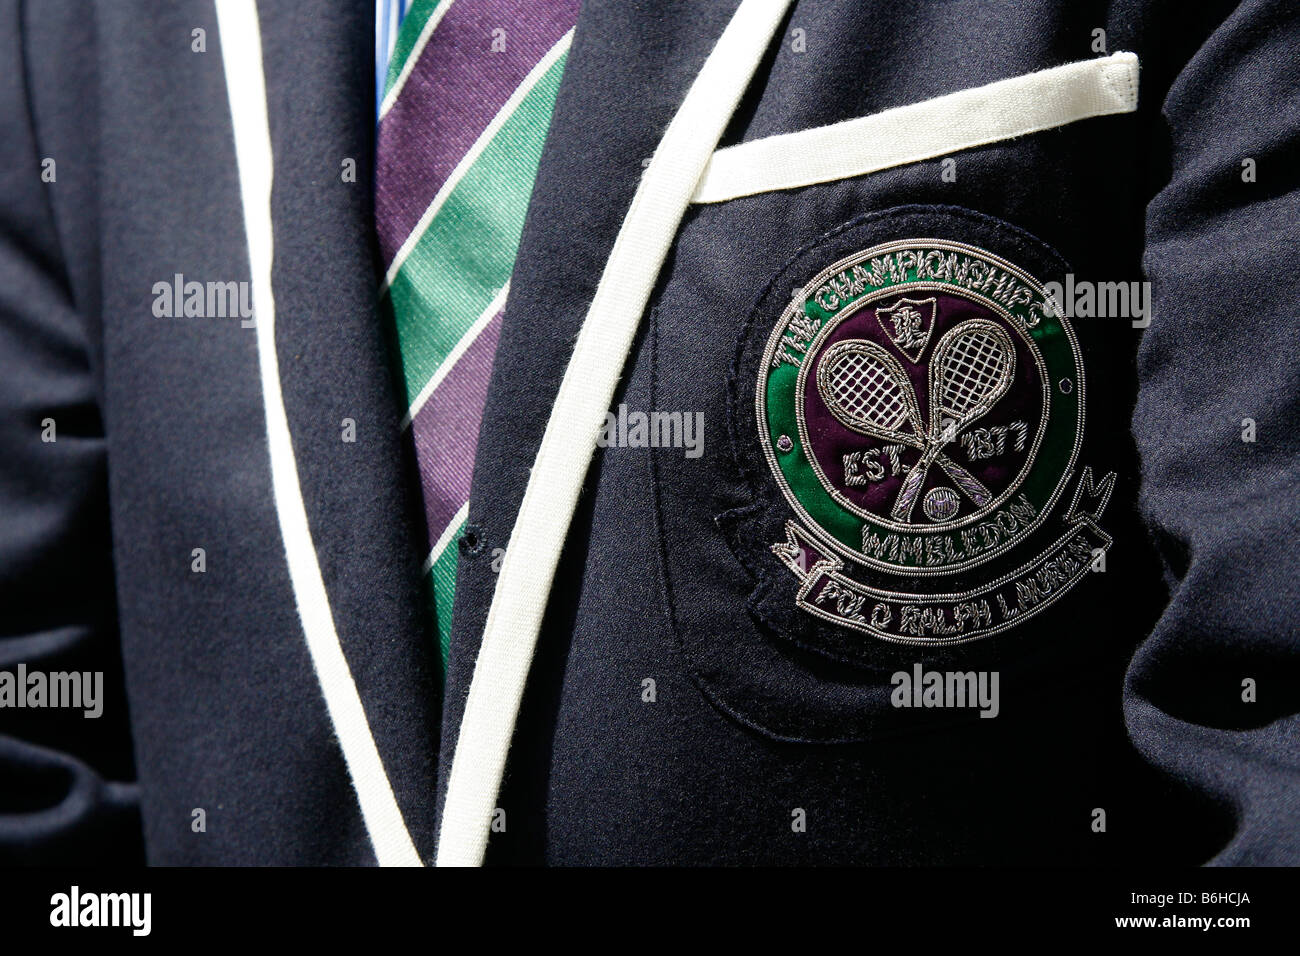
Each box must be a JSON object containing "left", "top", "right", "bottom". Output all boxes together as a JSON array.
[{"left": 815, "top": 318, "right": 1016, "bottom": 523}]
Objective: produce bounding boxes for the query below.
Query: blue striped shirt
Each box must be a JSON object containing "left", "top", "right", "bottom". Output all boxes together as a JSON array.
[{"left": 375, "top": 0, "right": 413, "bottom": 117}]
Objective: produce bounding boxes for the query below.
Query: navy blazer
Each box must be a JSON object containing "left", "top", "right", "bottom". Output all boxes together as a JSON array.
[{"left": 1, "top": 0, "right": 1297, "bottom": 865}]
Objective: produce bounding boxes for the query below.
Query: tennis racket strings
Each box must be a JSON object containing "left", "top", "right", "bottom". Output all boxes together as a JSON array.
[
  {"left": 889, "top": 319, "right": 1015, "bottom": 522},
  {"left": 816, "top": 339, "right": 994, "bottom": 514}
]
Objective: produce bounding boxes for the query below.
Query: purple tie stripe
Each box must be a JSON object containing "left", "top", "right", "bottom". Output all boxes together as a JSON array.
[
  {"left": 375, "top": 0, "right": 581, "bottom": 267},
  {"left": 410, "top": 311, "right": 504, "bottom": 544}
]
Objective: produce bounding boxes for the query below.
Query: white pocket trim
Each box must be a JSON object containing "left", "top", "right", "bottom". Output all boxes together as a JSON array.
[{"left": 692, "top": 52, "right": 1139, "bottom": 204}]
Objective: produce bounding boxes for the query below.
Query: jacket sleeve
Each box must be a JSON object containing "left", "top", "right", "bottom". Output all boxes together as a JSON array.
[
  {"left": 1129, "top": 0, "right": 1300, "bottom": 864},
  {"left": 0, "top": 0, "right": 142, "bottom": 864}
]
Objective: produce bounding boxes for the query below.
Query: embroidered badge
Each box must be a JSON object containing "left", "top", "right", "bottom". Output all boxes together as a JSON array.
[{"left": 755, "top": 238, "right": 1112, "bottom": 645}]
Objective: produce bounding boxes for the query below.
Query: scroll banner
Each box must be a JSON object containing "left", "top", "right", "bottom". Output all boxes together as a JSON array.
[{"left": 773, "top": 468, "right": 1115, "bottom": 644}]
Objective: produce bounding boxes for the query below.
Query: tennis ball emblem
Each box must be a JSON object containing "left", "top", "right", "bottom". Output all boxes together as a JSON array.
[
  {"left": 759, "top": 238, "right": 1112, "bottom": 644},
  {"left": 922, "top": 487, "right": 960, "bottom": 522}
]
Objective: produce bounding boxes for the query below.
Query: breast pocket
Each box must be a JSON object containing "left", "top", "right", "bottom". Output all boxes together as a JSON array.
[{"left": 644, "top": 53, "right": 1141, "bottom": 742}]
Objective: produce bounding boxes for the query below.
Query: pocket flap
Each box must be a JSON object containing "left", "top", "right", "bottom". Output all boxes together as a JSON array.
[{"left": 693, "top": 52, "right": 1139, "bottom": 204}]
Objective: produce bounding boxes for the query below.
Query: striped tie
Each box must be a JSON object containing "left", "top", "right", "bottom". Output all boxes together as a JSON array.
[{"left": 375, "top": 0, "right": 580, "bottom": 666}]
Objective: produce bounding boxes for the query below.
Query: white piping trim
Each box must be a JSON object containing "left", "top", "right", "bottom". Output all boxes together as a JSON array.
[
  {"left": 380, "top": 30, "right": 574, "bottom": 294},
  {"left": 692, "top": 51, "right": 1140, "bottom": 204},
  {"left": 215, "top": 0, "right": 423, "bottom": 868},
  {"left": 423, "top": 502, "right": 470, "bottom": 575},
  {"left": 379, "top": 0, "right": 456, "bottom": 121},
  {"left": 435, "top": 0, "right": 795, "bottom": 868},
  {"left": 401, "top": 281, "right": 509, "bottom": 430}
]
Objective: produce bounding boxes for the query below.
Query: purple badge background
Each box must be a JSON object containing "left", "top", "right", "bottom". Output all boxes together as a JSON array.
[{"left": 801, "top": 291, "right": 1044, "bottom": 523}]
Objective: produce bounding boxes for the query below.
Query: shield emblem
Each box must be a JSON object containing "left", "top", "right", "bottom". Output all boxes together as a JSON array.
[{"left": 874, "top": 296, "right": 936, "bottom": 364}]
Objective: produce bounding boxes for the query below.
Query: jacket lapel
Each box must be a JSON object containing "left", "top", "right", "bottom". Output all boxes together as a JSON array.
[
  {"left": 248, "top": 0, "right": 441, "bottom": 859},
  {"left": 436, "top": 0, "right": 746, "bottom": 803}
]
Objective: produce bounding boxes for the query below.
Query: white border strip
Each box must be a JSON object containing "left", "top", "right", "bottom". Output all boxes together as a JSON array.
[
  {"left": 215, "top": 0, "right": 422, "bottom": 868},
  {"left": 380, "top": 30, "right": 574, "bottom": 293},
  {"left": 401, "top": 281, "right": 509, "bottom": 429},
  {"left": 693, "top": 51, "right": 1139, "bottom": 204},
  {"left": 378, "top": 0, "right": 455, "bottom": 120},
  {"left": 435, "top": 0, "right": 795, "bottom": 868},
  {"left": 423, "top": 502, "right": 470, "bottom": 575}
]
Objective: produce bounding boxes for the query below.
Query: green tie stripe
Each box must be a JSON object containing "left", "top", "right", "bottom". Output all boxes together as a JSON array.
[
  {"left": 382, "top": 0, "right": 452, "bottom": 109},
  {"left": 385, "top": 52, "right": 567, "bottom": 410},
  {"left": 428, "top": 518, "right": 464, "bottom": 664}
]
